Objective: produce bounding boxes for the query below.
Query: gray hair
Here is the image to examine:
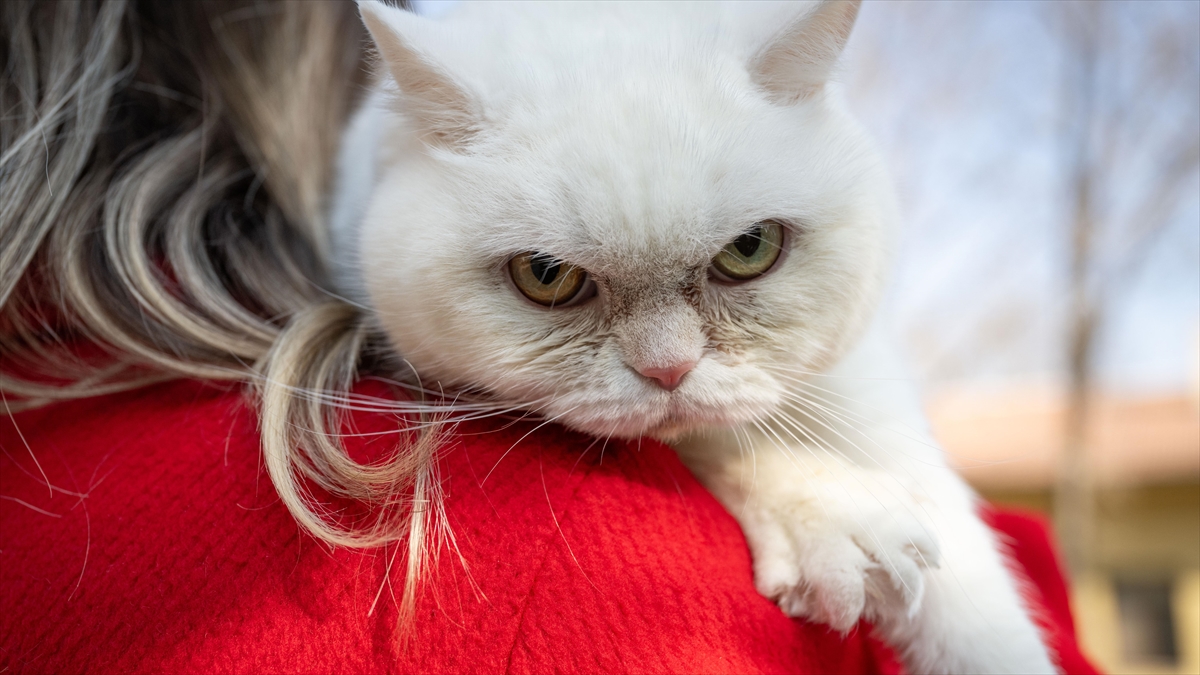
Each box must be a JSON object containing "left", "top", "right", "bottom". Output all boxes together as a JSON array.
[{"left": 1, "top": 0, "right": 442, "bottom": 622}]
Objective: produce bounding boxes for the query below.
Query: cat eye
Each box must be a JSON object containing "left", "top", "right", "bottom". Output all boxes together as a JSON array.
[
  {"left": 710, "top": 220, "right": 785, "bottom": 281},
  {"left": 509, "top": 252, "right": 593, "bottom": 307}
]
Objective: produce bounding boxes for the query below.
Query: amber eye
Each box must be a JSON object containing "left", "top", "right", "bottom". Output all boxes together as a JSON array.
[
  {"left": 710, "top": 220, "right": 785, "bottom": 281},
  {"left": 509, "top": 252, "right": 591, "bottom": 307}
]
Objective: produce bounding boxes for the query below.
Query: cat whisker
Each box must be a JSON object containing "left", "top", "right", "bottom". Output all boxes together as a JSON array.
[
  {"left": 779, "top": 386, "right": 1008, "bottom": 476},
  {"left": 764, "top": 364, "right": 914, "bottom": 383},
  {"left": 778, "top": 390, "right": 947, "bottom": 469},
  {"left": 731, "top": 424, "right": 750, "bottom": 474},
  {"left": 767, "top": 368, "right": 947, "bottom": 455},
  {"left": 768, "top": 410, "right": 941, "bottom": 576},
  {"left": 541, "top": 454, "right": 598, "bottom": 592},
  {"left": 760, "top": 412, "right": 898, "bottom": 548},
  {"left": 775, "top": 401, "right": 999, "bottom": 626},
  {"left": 763, "top": 411, "right": 923, "bottom": 599},
  {"left": 745, "top": 417, "right": 832, "bottom": 524},
  {"left": 781, "top": 393, "right": 948, "bottom": 510},
  {"left": 747, "top": 415, "right": 919, "bottom": 604},
  {"left": 481, "top": 402, "right": 581, "bottom": 486}
]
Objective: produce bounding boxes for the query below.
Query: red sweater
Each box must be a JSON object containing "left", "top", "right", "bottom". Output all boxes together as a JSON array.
[{"left": 1, "top": 380, "right": 1098, "bottom": 673}]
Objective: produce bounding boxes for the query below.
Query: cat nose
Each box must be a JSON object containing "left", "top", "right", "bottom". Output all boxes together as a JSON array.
[{"left": 636, "top": 360, "right": 697, "bottom": 391}]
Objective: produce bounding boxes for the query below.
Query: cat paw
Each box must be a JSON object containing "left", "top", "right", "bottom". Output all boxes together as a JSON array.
[{"left": 742, "top": 474, "right": 941, "bottom": 632}]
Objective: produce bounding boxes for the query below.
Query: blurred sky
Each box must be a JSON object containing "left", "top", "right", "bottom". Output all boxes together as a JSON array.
[
  {"left": 844, "top": 0, "right": 1199, "bottom": 393},
  {"left": 410, "top": 0, "right": 1200, "bottom": 393}
]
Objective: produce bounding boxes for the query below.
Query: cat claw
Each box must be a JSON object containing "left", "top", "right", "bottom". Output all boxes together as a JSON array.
[{"left": 743, "top": 477, "right": 941, "bottom": 632}]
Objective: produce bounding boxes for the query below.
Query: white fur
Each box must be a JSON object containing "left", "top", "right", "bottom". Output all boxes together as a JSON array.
[{"left": 331, "top": 2, "right": 1057, "bottom": 672}]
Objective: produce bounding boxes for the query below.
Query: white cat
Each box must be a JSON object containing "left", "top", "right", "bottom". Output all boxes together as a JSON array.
[{"left": 331, "top": 1, "right": 1057, "bottom": 672}]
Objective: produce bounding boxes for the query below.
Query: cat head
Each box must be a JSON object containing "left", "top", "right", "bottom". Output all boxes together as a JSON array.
[{"left": 350, "top": 0, "right": 894, "bottom": 440}]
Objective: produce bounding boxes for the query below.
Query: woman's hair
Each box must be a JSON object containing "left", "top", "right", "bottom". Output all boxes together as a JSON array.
[{"left": 1, "top": 0, "right": 445, "bottom": 619}]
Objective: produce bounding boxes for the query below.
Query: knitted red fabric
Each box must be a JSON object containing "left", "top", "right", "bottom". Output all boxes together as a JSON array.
[{"left": 1, "top": 380, "right": 1098, "bottom": 673}]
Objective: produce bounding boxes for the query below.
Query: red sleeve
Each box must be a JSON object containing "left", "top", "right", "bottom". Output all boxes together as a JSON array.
[
  {"left": 980, "top": 507, "right": 1103, "bottom": 675},
  {"left": 0, "top": 381, "right": 1096, "bottom": 673}
]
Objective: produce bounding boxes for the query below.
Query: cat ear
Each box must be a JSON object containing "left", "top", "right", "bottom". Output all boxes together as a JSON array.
[
  {"left": 749, "top": 0, "right": 861, "bottom": 103},
  {"left": 359, "top": 0, "right": 481, "bottom": 148}
]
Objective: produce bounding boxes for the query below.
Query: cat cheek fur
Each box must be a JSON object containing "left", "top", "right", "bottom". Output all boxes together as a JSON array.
[{"left": 356, "top": 140, "right": 888, "bottom": 438}]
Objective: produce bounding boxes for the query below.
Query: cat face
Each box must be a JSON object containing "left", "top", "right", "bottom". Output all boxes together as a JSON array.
[{"left": 350, "top": 0, "right": 894, "bottom": 440}]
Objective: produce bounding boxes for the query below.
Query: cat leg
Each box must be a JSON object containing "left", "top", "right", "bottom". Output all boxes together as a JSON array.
[
  {"left": 674, "top": 429, "right": 942, "bottom": 633},
  {"left": 801, "top": 328, "right": 1058, "bottom": 673},
  {"left": 675, "top": 428, "right": 1056, "bottom": 674},
  {"left": 870, "top": 476, "right": 1059, "bottom": 674}
]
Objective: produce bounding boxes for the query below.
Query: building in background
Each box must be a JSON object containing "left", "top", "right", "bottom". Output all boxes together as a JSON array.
[{"left": 929, "top": 380, "right": 1199, "bottom": 674}]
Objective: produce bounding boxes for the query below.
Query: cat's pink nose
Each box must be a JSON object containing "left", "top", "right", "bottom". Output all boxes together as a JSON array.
[{"left": 636, "top": 360, "right": 697, "bottom": 391}]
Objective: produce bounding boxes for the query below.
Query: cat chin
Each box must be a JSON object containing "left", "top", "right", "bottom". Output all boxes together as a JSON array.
[
  {"left": 644, "top": 423, "right": 698, "bottom": 444},
  {"left": 565, "top": 421, "right": 699, "bottom": 445},
  {"left": 547, "top": 386, "right": 782, "bottom": 441},
  {"left": 558, "top": 408, "right": 762, "bottom": 444}
]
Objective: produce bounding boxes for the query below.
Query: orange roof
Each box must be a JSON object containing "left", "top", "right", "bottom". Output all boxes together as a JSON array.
[{"left": 926, "top": 385, "right": 1200, "bottom": 490}]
